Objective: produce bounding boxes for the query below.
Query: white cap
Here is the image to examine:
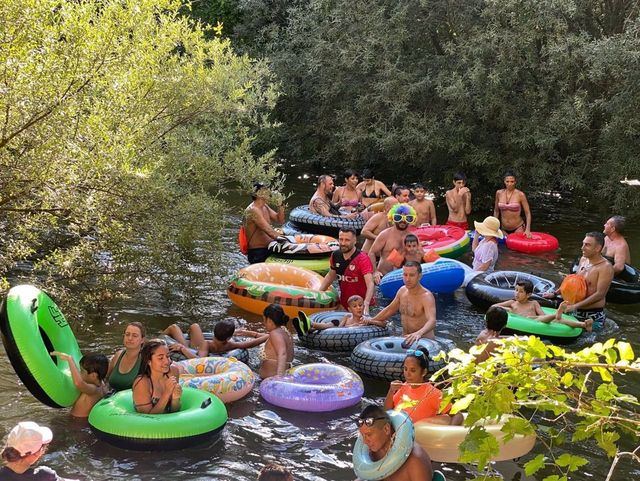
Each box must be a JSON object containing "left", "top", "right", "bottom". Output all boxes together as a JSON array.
[{"left": 5, "top": 422, "right": 53, "bottom": 456}]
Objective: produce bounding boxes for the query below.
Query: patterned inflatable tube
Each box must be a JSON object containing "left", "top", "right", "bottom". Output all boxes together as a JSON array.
[
  {"left": 174, "top": 356, "right": 255, "bottom": 403},
  {"left": 260, "top": 363, "right": 364, "bottom": 412}
]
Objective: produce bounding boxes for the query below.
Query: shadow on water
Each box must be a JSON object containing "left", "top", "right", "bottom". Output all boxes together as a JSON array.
[{"left": 0, "top": 178, "right": 639, "bottom": 480}]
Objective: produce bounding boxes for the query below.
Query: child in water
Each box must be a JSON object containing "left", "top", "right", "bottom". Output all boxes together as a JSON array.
[
  {"left": 491, "top": 280, "right": 592, "bottom": 331},
  {"left": 164, "top": 319, "right": 269, "bottom": 358},
  {"left": 49, "top": 352, "right": 109, "bottom": 417},
  {"left": 292, "top": 295, "right": 386, "bottom": 336},
  {"left": 475, "top": 306, "right": 509, "bottom": 362},
  {"left": 384, "top": 348, "right": 463, "bottom": 425},
  {"left": 259, "top": 304, "right": 295, "bottom": 379}
]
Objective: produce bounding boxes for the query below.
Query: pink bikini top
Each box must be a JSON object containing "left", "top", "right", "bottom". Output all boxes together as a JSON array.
[
  {"left": 341, "top": 199, "right": 359, "bottom": 207},
  {"left": 498, "top": 202, "right": 521, "bottom": 213}
]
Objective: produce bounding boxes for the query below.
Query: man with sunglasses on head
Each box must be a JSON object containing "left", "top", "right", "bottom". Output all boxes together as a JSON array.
[
  {"left": 366, "top": 261, "right": 437, "bottom": 346},
  {"left": 369, "top": 204, "right": 417, "bottom": 283},
  {"left": 355, "top": 405, "right": 433, "bottom": 481},
  {"left": 244, "top": 182, "right": 286, "bottom": 264}
]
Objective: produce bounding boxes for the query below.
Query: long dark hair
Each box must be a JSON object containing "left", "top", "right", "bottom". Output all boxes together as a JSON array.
[
  {"left": 137, "top": 339, "right": 167, "bottom": 378},
  {"left": 263, "top": 303, "right": 289, "bottom": 327}
]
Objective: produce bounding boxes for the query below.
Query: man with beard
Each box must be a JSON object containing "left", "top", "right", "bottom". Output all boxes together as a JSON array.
[
  {"left": 361, "top": 196, "right": 399, "bottom": 252},
  {"left": 369, "top": 204, "right": 417, "bottom": 283},
  {"left": 318, "top": 227, "right": 375, "bottom": 315},
  {"left": 309, "top": 174, "right": 358, "bottom": 218}
]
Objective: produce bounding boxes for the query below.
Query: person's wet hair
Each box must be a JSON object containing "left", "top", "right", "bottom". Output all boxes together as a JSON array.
[
  {"left": 251, "top": 181, "right": 268, "bottom": 201},
  {"left": 610, "top": 215, "right": 626, "bottom": 234},
  {"left": 317, "top": 174, "right": 332, "bottom": 186},
  {"left": 485, "top": 306, "right": 508, "bottom": 332},
  {"left": 404, "top": 234, "right": 419, "bottom": 245},
  {"left": 413, "top": 182, "right": 426, "bottom": 190},
  {"left": 586, "top": 231, "right": 605, "bottom": 248},
  {"left": 344, "top": 169, "right": 359, "bottom": 181},
  {"left": 339, "top": 227, "right": 357, "bottom": 237},
  {"left": 358, "top": 405, "right": 392, "bottom": 430},
  {"left": 393, "top": 185, "right": 409, "bottom": 197},
  {"left": 362, "top": 168, "right": 374, "bottom": 179},
  {"left": 503, "top": 170, "right": 516, "bottom": 179},
  {"left": 263, "top": 303, "right": 289, "bottom": 327},
  {"left": 214, "top": 320, "right": 236, "bottom": 342},
  {"left": 347, "top": 294, "right": 364, "bottom": 306},
  {"left": 404, "top": 260, "right": 422, "bottom": 274},
  {"left": 258, "top": 463, "right": 294, "bottom": 481},
  {"left": 80, "top": 353, "right": 109, "bottom": 381},
  {"left": 516, "top": 280, "right": 534, "bottom": 295},
  {"left": 453, "top": 172, "right": 466, "bottom": 182},
  {"left": 405, "top": 348, "right": 429, "bottom": 370},
  {"left": 137, "top": 339, "right": 167, "bottom": 378}
]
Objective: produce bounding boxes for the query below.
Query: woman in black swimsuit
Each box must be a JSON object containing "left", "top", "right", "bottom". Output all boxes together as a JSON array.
[
  {"left": 357, "top": 168, "right": 392, "bottom": 208},
  {"left": 133, "top": 340, "right": 182, "bottom": 414}
]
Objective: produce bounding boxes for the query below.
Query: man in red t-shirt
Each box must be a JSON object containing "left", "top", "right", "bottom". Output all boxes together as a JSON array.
[{"left": 319, "top": 228, "right": 375, "bottom": 315}]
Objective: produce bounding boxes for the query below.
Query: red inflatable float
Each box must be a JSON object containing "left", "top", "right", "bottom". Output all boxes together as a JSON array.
[{"left": 505, "top": 232, "right": 559, "bottom": 254}]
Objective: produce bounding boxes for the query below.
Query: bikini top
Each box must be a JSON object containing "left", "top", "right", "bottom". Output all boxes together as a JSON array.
[
  {"left": 362, "top": 186, "right": 379, "bottom": 199},
  {"left": 341, "top": 199, "right": 359, "bottom": 207},
  {"left": 498, "top": 202, "right": 521, "bottom": 213}
]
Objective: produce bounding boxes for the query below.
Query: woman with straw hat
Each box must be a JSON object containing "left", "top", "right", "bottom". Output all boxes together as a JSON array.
[{"left": 472, "top": 216, "right": 504, "bottom": 272}]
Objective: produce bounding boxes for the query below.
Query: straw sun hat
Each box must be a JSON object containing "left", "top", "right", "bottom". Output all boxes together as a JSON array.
[{"left": 474, "top": 216, "right": 504, "bottom": 239}]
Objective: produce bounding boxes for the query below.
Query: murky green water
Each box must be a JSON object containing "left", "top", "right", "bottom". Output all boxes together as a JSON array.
[{"left": 0, "top": 179, "right": 638, "bottom": 480}]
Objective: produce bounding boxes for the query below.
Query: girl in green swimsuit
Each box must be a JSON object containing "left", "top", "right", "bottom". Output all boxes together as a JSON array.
[{"left": 107, "top": 322, "right": 145, "bottom": 391}]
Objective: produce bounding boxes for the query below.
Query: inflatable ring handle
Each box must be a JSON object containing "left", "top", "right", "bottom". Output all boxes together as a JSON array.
[
  {"left": 200, "top": 397, "right": 212, "bottom": 409},
  {"left": 30, "top": 298, "right": 38, "bottom": 313}
]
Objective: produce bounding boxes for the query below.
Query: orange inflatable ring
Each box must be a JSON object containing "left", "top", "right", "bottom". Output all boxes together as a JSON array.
[
  {"left": 415, "top": 414, "right": 536, "bottom": 463},
  {"left": 227, "top": 264, "right": 339, "bottom": 318}
]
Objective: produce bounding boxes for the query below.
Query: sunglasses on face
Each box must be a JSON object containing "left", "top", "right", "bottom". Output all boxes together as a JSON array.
[
  {"left": 393, "top": 214, "right": 415, "bottom": 223},
  {"left": 357, "top": 416, "right": 387, "bottom": 427}
]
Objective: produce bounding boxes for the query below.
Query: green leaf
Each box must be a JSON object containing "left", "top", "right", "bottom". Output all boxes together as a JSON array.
[
  {"left": 458, "top": 426, "right": 500, "bottom": 471},
  {"left": 542, "top": 476, "right": 567, "bottom": 481},
  {"left": 560, "top": 372, "right": 574, "bottom": 387},
  {"left": 617, "top": 341, "right": 635, "bottom": 361},
  {"left": 524, "top": 454, "right": 546, "bottom": 475},
  {"left": 555, "top": 453, "right": 588, "bottom": 471},
  {"left": 595, "top": 431, "right": 620, "bottom": 457},
  {"left": 450, "top": 393, "right": 475, "bottom": 414}
]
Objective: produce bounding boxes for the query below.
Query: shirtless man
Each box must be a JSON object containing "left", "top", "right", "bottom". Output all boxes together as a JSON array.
[
  {"left": 309, "top": 174, "right": 357, "bottom": 218},
  {"left": 361, "top": 196, "right": 398, "bottom": 252},
  {"left": 603, "top": 215, "right": 631, "bottom": 275},
  {"left": 445, "top": 172, "right": 472, "bottom": 230},
  {"left": 369, "top": 204, "right": 416, "bottom": 282},
  {"left": 356, "top": 405, "right": 433, "bottom": 481},
  {"left": 409, "top": 183, "right": 436, "bottom": 226},
  {"left": 367, "top": 262, "right": 437, "bottom": 345},
  {"left": 244, "top": 183, "right": 285, "bottom": 264},
  {"left": 544, "top": 231, "right": 614, "bottom": 330}
]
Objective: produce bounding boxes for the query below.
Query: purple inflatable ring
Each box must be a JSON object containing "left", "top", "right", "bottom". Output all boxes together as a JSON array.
[{"left": 260, "top": 363, "right": 364, "bottom": 412}]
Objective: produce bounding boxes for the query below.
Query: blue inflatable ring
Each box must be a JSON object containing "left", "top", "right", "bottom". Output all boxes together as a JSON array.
[
  {"left": 379, "top": 259, "right": 465, "bottom": 298},
  {"left": 353, "top": 410, "right": 415, "bottom": 481}
]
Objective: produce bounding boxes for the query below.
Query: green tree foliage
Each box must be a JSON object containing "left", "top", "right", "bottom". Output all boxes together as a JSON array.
[
  {"left": 239, "top": 0, "right": 640, "bottom": 206},
  {"left": 435, "top": 337, "right": 640, "bottom": 480},
  {"left": 0, "top": 0, "right": 279, "bottom": 316}
]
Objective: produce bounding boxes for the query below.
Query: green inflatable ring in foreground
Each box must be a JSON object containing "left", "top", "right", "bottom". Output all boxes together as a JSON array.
[
  {"left": 0, "top": 284, "right": 82, "bottom": 408},
  {"left": 504, "top": 307, "right": 583, "bottom": 343},
  {"left": 89, "top": 387, "right": 228, "bottom": 450}
]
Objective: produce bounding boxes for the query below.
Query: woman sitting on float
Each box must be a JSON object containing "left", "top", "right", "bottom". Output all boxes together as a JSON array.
[
  {"left": 133, "top": 340, "right": 182, "bottom": 414},
  {"left": 384, "top": 348, "right": 463, "bottom": 425}
]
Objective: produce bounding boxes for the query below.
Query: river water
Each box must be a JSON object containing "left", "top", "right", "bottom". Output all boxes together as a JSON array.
[{"left": 0, "top": 179, "right": 638, "bottom": 480}]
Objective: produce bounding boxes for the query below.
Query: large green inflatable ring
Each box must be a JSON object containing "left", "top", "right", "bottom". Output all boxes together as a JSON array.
[
  {"left": 89, "top": 387, "right": 228, "bottom": 450},
  {"left": 0, "top": 285, "right": 82, "bottom": 408}
]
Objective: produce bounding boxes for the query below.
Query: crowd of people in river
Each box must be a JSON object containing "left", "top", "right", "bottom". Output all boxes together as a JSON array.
[{"left": 3, "top": 170, "right": 633, "bottom": 480}]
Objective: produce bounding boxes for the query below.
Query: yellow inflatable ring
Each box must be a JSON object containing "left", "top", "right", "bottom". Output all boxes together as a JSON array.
[
  {"left": 415, "top": 415, "right": 536, "bottom": 463},
  {"left": 227, "top": 264, "right": 339, "bottom": 318}
]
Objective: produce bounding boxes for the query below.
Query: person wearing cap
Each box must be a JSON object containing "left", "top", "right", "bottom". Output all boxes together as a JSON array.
[
  {"left": 472, "top": 216, "right": 503, "bottom": 273},
  {"left": 244, "top": 182, "right": 286, "bottom": 264},
  {"left": 1, "top": 422, "right": 77, "bottom": 480}
]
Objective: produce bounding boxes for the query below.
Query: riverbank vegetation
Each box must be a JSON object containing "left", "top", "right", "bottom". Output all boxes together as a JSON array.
[
  {"left": 196, "top": 0, "right": 640, "bottom": 207},
  {"left": 0, "top": 0, "right": 279, "bottom": 315}
]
